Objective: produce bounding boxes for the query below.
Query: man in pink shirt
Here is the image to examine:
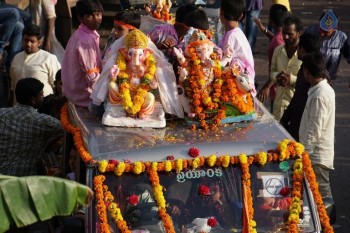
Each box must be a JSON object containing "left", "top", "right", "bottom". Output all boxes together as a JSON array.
[{"left": 61, "top": 0, "right": 103, "bottom": 108}]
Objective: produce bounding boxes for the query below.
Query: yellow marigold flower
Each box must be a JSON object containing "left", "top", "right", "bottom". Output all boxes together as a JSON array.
[
  {"left": 203, "top": 97, "right": 212, "bottom": 105},
  {"left": 115, "top": 162, "right": 126, "bottom": 176},
  {"left": 279, "top": 150, "right": 287, "bottom": 161},
  {"left": 198, "top": 79, "right": 205, "bottom": 86},
  {"left": 289, "top": 203, "right": 302, "bottom": 213},
  {"left": 250, "top": 220, "right": 256, "bottom": 227},
  {"left": 165, "top": 161, "right": 172, "bottom": 172},
  {"left": 293, "top": 159, "right": 303, "bottom": 172},
  {"left": 288, "top": 213, "right": 299, "bottom": 223},
  {"left": 194, "top": 60, "right": 201, "bottom": 65},
  {"left": 256, "top": 152, "right": 267, "bottom": 165},
  {"left": 295, "top": 143, "right": 305, "bottom": 155},
  {"left": 115, "top": 208, "right": 122, "bottom": 221},
  {"left": 108, "top": 202, "right": 118, "bottom": 218},
  {"left": 239, "top": 154, "right": 248, "bottom": 164},
  {"left": 222, "top": 155, "right": 230, "bottom": 168},
  {"left": 154, "top": 185, "right": 166, "bottom": 208},
  {"left": 133, "top": 161, "right": 143, "bottom": 174},
  {"left": 175, "top": 159, "right": 183, "bottom": 172},
  {"left": 207, "top": 154, "right": 217, "bottom": 167},
  {"left": 292, "top": 196, "right": 301, "bottom": 204},
  {"left": 193, "top": 157, "right": 200, "bottom": 169},
  {"left": 98, "top": 160, "right": 108, "bottom": 173},
  {"left": 151, "top": 161, "right": 158, "bottom": 171}
]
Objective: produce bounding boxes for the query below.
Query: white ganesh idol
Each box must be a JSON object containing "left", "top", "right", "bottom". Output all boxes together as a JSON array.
[
  {"left": 174, "top": 30, "right": 256, "bottom": 129},
  {"left": 91, "top": 29, "right": 183, "bottom": 127}
]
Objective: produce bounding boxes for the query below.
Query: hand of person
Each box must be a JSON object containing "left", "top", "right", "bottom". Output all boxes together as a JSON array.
[
  {"left": 279, "top": 73, "right": 291, "bottom": 87},
  {"left": 276, "top": 71, "right": 286, "bottom": 86},
  {"left": 171, "top": 205, "right": 181, "bottom": 216},
  {"left": 276, "top": 71, "right": 291, "bottom": 87},
  {"left": 223, "top": 45, "right": 234, "bottom": 58},
  {"left": 43, "top": 40, "right": 51, "bottom": 52},
  {"left": 253, "top": 16, "right": 265, "bottom": 33},
  {"left": 162, "top": 36, "right": 176, "bottom": 49},
  {"left": 257, "top": 86, "right": 270, "bottom": 103}
]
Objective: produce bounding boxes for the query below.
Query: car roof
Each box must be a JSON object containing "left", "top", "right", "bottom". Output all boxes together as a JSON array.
[{"left": 68, "top": 100, "right": 292, "bottom": 162}]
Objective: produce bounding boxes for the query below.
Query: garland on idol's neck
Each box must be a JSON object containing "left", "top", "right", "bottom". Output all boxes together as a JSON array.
[
  {"left": 115, "top": 51, "right": 156, "bottom": 115},
  {"left": 220, "top": 69, "right": 254, "bottom": 114},
  {"left": 184, "top": 46, "right": 225, "bottom": 130}
]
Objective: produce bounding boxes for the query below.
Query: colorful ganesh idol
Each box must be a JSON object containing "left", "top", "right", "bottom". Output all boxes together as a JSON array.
[
  {"left": 91, "top": 29, "right": 184, "bottom": 127},
  {"left": 174, "top": 30, "right": 257, "bottom": 129}
]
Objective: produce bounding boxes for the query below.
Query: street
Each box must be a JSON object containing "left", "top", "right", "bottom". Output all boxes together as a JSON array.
[{"left": 253, "top": 0, "right": 350, "bottom": 232}]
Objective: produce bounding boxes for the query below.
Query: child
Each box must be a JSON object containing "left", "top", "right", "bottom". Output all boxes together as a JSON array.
[
  {"left": 219, "top": 0, "right": 256, "bottom": 96},
  {"left": 61, "top": 0, "right": 103, "bottom": 109},
  {"left": 148, "top": 3, "right": 197, "bottom": 61},
  {"left": 183, "top": 8, "right": 210, "bottom": 39},
  {"left": 102, "top": 11, "right": 141, "bottom": 62},
  {"left": 40, "top": 69, "right": 67, "bottom": 119}
]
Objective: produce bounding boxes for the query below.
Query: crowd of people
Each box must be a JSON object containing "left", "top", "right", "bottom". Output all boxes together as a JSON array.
[{"left": 0, "top": 0, "right": 349, "bottom": 231}]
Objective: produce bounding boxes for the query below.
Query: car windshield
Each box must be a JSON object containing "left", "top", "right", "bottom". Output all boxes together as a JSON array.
[{"left": 98, "top": 159, "right": 317, "bottom": 233}]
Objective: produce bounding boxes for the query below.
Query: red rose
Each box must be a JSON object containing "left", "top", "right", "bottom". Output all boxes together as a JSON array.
[
  {"left": 279, "top": 187, "right": 291, "bottom": 196},
  {"left": 188, "top": 147, "right": 200, "bottom": 158},
  {"left": 198, "top": 184, "right": 210, "bottom": 195},
  {"left": 167, "top": 155, "right": 175, "bottom": 160},
  {"left": 207, "top": 217, "right": 218, "bottom": 227},
  {"left": 128, "top": 194, "right": 139, "bottom": 206},
  {"left": 108, "top": 160, "right": 119, "bottom": 165}
]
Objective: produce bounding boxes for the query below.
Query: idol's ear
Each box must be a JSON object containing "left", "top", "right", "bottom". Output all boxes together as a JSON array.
[{"left": 140, "top": 48, "right": 152, "bottom": 63}]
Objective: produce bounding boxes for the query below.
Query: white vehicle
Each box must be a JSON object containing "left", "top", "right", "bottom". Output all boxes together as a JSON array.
[{"left": 63, "top": 99, "right": 330, "bottom": 233}]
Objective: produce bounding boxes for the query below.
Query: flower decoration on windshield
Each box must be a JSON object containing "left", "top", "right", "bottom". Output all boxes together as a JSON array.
[
  {"left": 109, "top": 160, "right": 119, "bottom": 165},
  {"left": 255, "top": 152, "right": 267, "bottom": 166},
  {"left": 98, "top": 160, "right": 108, "bottom": 173},
  {"left": 198, "top": 184, "right": 211, "bottom": 196},
  {"left": 167, "top": 155, "right": 175, "bottom": 160},
  {"left": 189, "top": 147, "right": 200, "bottom": 158},
  {"left": 279, "top": 187, "right": 291, "bottom": 197},
  {"left": 207, "top": 217, "right": 218, "bottom": 227},
  {"left": 124, "top": 159, "right": 131, "bottom": 163},
  {"left": 128, "top": 194, "right": 139, "bottom": 206}
]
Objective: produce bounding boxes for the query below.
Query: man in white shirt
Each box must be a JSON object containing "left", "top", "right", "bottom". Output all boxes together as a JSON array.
[
  {"left": 10, "top": 23, "right": 61, "bottom": 105},
  {"left": 299, "top": 53, "right": 335, "bottom": 201}
]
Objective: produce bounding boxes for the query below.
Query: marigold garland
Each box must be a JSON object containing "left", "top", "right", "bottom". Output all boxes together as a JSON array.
[
  {"left": 60, "top": 104, "right": 93, "bottom": 164},
  {"left": 182, "top": 48, "right": 225, "bottom": 129},
  {"left": 288, "top": 158, "right": 303, "bottom": 232},
  {"left": 302, "top": 152, "right": 334, "bottom": 233},
  {"left": 113, "top": 50, "right": 157, "bottom": 115},
  {"left": 93, "top": 175, "right": 110, "bottom": 233},
  {"left": 148, "top": 167, "right": 176, "bottom": 233}
]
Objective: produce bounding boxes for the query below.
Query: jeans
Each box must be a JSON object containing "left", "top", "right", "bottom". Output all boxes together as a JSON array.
[
  {"left": 0, "top": 8, "right": 24, "bottom": 72},
  {"left": 0, "top": 2, "right": 32, "bottom": 26},
  {"left": 245, "top": 9, "right": 261, "bottom": 51}
]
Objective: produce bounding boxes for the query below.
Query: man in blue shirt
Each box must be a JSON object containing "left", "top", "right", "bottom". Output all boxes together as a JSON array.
[{"left": 305, "top": 9, "right": 350, "bottom": 86}]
